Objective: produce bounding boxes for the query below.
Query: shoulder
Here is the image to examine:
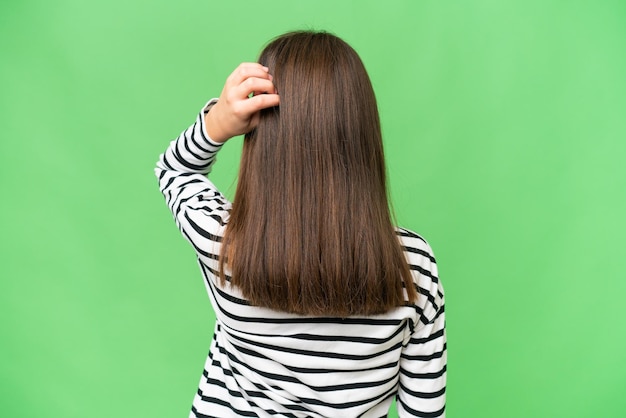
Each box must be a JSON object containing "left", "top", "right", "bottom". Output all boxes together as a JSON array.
[
  {"left": 396, "top": 226, "right": 444, "bottom": 324},
  {"left": 395, "top": 227, "right": 437, "bottom": 265}
]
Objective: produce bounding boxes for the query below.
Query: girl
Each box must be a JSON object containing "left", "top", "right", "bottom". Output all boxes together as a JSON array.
[{"left": 156, "top": 30, "right": 446, "bottom": 418}]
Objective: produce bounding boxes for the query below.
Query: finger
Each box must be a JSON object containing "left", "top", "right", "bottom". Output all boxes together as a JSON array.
[
  {"left": 237, "top": 93, "right": 280, "bottom": 115},
  {"left": 251, "top": 76, "right": 275, "bottom": 96},
  {"left": 231, "top": 77, "right": 277, "bottom": 100},
  {"left": 227, "top": 63, "right": 271, "bottom": 86}
]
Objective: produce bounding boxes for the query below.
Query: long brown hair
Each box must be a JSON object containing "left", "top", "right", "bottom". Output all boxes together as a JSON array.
[{"left": 220, "top": 31, "right": 417, "bottom": 316}]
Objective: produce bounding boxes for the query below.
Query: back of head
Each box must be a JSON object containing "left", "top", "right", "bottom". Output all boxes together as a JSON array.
[{"left": 221, "top": 31, "right": 417, "bottom": 316}]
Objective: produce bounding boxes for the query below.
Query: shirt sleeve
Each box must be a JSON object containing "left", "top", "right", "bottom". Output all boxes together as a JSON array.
[
  {"left": 397, "top": 240, "right": 447, "bottom": 417},
  {"left": 154, "top": 99, "right": 231, "bottom": 260}
]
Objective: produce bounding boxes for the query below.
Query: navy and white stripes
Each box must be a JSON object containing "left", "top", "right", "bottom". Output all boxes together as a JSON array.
[{"left": 156, "top": 100, "right": 446, "bottom": 417}]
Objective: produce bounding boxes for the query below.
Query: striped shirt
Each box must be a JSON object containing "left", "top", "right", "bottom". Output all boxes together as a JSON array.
[{"left": 155, "top": 101, "right": 447, "bottom": 417}]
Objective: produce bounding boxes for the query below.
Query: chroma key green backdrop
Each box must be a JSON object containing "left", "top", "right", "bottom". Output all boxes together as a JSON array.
[{"left": 1, "top": 1, "right": 625, "bottom": 417}]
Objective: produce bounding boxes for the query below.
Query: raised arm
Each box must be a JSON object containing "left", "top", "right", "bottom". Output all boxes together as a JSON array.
[{"left": 154, "top": 63, "right": 279, "bottom": 254}]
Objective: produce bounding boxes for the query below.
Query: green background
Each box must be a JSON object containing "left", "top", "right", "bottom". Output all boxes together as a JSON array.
[{"left": 2, "top": 0, "right": 625, "bottom": 417}]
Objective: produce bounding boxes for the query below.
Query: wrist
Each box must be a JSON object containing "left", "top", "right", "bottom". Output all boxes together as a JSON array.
[{"left": 204, "top": 103, "right": 230, "bottom": 143}]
